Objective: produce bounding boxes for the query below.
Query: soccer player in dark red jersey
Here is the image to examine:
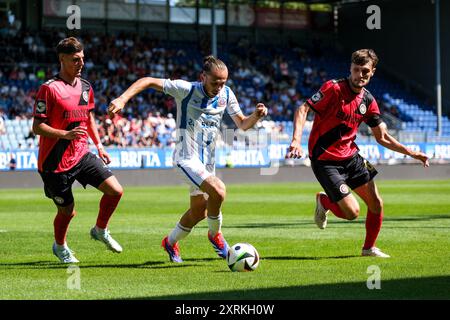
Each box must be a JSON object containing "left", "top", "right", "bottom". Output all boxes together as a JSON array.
[
  {"left": 32, "top": 37, "right": 124, "bottom": 263},
  {"left": 286, "top": 49, "right": 429, "bottom": 257}
]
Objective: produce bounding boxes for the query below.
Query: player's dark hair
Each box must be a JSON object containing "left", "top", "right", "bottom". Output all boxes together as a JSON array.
[
  {"left": 56, "top": 37, "right": 83, "bottom": 56},
  {"left": 351, "top": 49, "right": 378, "bottom": 68},
  {"left": 202, "top": 55, "right": 227, "bottom": 74}
]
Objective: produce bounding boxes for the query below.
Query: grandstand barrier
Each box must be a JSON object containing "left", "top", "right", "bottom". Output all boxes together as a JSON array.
[{"left": 1, "top": 143, "right": 450, "bottom": 172}]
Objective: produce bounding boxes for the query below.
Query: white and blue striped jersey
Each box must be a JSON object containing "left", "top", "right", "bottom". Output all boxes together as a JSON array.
[{"left": 163, "top": 79, "right": 242, "bottom": 165}]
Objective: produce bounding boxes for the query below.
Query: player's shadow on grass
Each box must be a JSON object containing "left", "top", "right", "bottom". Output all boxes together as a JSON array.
[
  {"left": 183, "top": 257, "right": 221, "bottom": 262},
  {"left": 227, "top": 222, "right": 313, "bottom": 229},
  {"left": 383, "top": 214, "right": 450, "bottom": 222},
  {"left": 0, "top": 260, "right": 196, "bottom": 270},
  {"left": 121, "top": 275, "right": 450, "bottom": 300},
  {"left": 262, "top": 255, "right": 359, "bottom": 261},
  {"left": 328, "top": 214, "right": 450, "bottom": 224},
  {"left": 197, "top": 215, "right": 450, "bottom": 230}
]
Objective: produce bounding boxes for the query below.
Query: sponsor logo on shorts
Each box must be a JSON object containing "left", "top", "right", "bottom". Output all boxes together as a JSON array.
[
  {"left": 54, "top": 196, "right": 65, "bottom": 205},
  {"left": 339, "top": 184, "right": 349, "bottom": 194}
]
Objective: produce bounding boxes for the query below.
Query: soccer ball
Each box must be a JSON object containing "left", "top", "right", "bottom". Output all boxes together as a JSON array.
[{"left": 226, "top": 243, "right": 260, "bottom": 272}]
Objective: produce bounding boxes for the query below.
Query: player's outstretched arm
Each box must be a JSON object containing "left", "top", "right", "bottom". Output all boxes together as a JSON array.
[
  {"left": 371, "top": 122, "right": 430, "bottom": 167},
  {"left": 232, "top": 103, "right": 267, "bottom": 131},
  {"left": 286, "top": 102, "right": 309, "bottom": 159},
  {"left": 108, "top": 77, "right": 165, "bottom": 118}
]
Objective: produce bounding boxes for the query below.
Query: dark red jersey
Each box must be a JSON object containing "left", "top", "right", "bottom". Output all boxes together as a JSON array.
[
  {"left": 33, "top": 76, "right": 95, "bottom": 173},
  {"left": 306, "top": 78, "right": 382, "bottom": 161}
]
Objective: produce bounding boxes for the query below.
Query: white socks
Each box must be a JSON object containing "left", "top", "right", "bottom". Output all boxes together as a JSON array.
[
  {"left": 207, "top": 212, "right": 223, "bottom": 236},
  {"left": 168, "top": 222, "right": 192, "bottom": 245},
  {"left": 167, "top": 212, "right": 223, "bottom": 245}
]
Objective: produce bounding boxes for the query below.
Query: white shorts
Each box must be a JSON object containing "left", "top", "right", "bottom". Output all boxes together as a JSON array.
[{"left": 175, "top": 158, "right": 215, "bottom": 196}]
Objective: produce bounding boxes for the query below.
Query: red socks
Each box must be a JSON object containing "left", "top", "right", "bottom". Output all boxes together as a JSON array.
[
  {"left": 53, "top": 193, "right": 122, "bottom": 245},
  {"left": 54, "top": 211, "right": 76, "bottom": 245},
  {"left": 320, "top": 193, "right": 383, "bottom": 250},
  {"left": 96, "top": 193, "right": 122, "bottom": 229},
  {"left": 320, "top": 193, "right": 347, "bottom": 219},
  {"left": 363, "top": 210, "right": 383, "bottom": 250}
]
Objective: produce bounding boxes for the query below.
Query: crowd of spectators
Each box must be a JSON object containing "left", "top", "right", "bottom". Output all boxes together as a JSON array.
[{"left": 0, "top": 28, "right": 400, "bottom": 149}]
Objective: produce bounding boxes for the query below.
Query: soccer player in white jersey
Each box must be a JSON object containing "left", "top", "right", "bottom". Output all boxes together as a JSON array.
[{"left": 108, "top": 56, "right": 268, "bottom": 262}]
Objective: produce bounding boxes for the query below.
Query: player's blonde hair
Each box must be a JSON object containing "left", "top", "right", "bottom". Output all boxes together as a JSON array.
[{"left": 202, "top": 55, "right": 227, "bottom": 74}]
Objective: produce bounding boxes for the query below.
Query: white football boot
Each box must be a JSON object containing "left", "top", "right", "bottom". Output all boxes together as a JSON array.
[
  {"left": 362, "top": 247, "right": 391, "bottom": 258},
  {"left": 314, "top": 192, "right": 330, "bottom": 229},
  {"left": 52, "top": 242, "right": 79, "bottom": 263},
  {"left": 90, "top": 226, "right": 123, "bottom": 253}
]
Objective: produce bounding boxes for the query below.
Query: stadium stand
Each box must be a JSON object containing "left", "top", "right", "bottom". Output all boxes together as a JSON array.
[{"left": 0, "top": 29, "right": 449, "bottom": 152}]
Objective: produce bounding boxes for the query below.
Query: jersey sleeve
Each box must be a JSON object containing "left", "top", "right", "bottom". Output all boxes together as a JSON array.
[
  {"left": 88, "top": 87, "right": 95, "bottom": 111},
  {"left": 364, "top": 98, "right": 383, "bottom": 127},
  {"left": 226, "top": 88, "right": 243, "bottom": 117},
  {"left": 33, "top": 85, "right": 53, "bottom": 120},
  {"left": 306, "top": 80, "right": 337, "bottom": 115},
  {"left": 163, "top": 79, "right": 192, "bottom": 100}
]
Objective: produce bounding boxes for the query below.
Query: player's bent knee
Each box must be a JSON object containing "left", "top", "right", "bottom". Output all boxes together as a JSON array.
[
  {"left": 209, "top": 182, "right": 226, "bottom": 202},
  {"left": 58, "top": 204, "right": 75, "bottom": 216},
  {"left": 347, "top": 213, "right": 358, "bottom": 220},
  {"left": 214, "top": 186, "right": 226, "bottom": 202},
  {"left": 113, "top": 186, "right": 124, "bottom": 196},
  {"left": 346, "top": 208, "right": 359, "bottom": 220},
  {"left": 100, "top": 176, "right": 123, "bottom": 196},
  {"left": 106, "top": 184, "right": 123, "bottom": 196}
]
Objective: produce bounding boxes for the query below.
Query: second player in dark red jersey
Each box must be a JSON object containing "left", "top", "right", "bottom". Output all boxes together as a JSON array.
[
  {"left": 306, "top": 78, "right": 382, "bottom": 161},
  {"left": 286, "top": 49, "right": 429, "bottom": 258},
  {"left": 32, "top": 37, "right": 124, "bottom": 263},
  {"left": 34, "top": 75, "right": 95, "bottom": 173}
]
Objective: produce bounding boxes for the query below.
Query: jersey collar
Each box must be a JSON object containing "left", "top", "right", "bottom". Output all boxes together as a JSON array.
[{"left": 56, "top": 74, "right": 79, "bottom": 87}]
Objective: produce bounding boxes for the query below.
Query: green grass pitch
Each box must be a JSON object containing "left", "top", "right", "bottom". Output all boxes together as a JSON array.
[{"left": 0, "top": 180, "right": 449, "bottom": 300}]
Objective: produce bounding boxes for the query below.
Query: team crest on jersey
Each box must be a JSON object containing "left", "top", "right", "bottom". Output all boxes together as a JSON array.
[
  {"left": 35, "top": 100, "right": 46, "bottom": 114},
  {"left": 218, "top": 96, "right": 227, "bottom": 108},
  {"left": 311, "top": 91, "right": 323, "bottom": 104},
  {"left": 82, "top": 91, "right": 89, "bottom": 102},
  {"left": 339, "top": 184, "right": 349, "bottom": 194},
  {"left": 359, "top": 103, "right": 367, "bottom": 115}
]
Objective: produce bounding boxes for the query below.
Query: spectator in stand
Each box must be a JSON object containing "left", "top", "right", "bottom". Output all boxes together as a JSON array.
[
  {"left": 0, "top": 109, "right": 6, "bottom": 135},
  {"left": 9, "top": 154, "right": 17, "bottom": 170}
]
